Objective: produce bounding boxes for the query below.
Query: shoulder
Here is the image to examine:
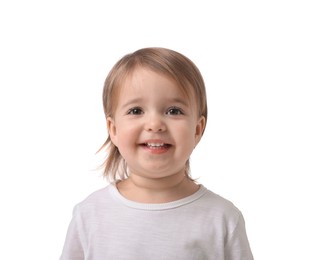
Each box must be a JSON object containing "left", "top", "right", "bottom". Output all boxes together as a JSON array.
[
  {"left": 194, "top": 186, "right": 243, "bottom": 223},
  {"left": 199, "top": 188, "right": 253, "bottom": 258},
  {"left": 72, "top": 185, "right": 114, "bottom": 216},
  {"left": 203, "top": 188, "right": 240, "bottom": 212}
]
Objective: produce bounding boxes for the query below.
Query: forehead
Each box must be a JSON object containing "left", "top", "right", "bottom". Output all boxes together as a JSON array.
[{"left": 120, "top": 67, "right": 190, "bottom": 99}]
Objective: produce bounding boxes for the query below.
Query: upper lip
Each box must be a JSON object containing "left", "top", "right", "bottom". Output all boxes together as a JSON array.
[{"left": 141, "top": 139, "right": 172, "bottom": 146}]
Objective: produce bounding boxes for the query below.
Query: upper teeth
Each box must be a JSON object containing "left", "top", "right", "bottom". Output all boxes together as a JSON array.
[{"left": 147, "top": 143, "right": 165, "bottom": 147}]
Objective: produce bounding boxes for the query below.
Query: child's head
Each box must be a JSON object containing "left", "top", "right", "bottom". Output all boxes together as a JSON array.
[{"left": 100, "top": 47, "right": 207, "bottom": 182}]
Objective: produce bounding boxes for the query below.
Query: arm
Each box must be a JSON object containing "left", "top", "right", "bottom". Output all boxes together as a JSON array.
[
  {"left": 224, "top": 212, "right": 254, "bottom": 260},
  {"left": 60, "top": 206, "right": 84, "bottom": 260}
]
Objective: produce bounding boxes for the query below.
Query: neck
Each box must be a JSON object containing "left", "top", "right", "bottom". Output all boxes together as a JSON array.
[{"left": 116, "top": 172, "right": 199, "bottom": 203}]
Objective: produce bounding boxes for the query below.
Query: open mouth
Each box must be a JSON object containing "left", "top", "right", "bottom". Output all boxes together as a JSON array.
[{"left": 142, "top": 143, "right": 172, "bottom": 149}]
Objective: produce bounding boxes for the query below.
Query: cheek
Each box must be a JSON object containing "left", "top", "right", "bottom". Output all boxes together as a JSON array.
[
  {"left": 115, "top": 125, "right": 141, "bottom": 161},
  {"left": 187, "top": 122, "right": 201, "bottom": 147},
  {"left": 173, "top": 123, "right": 196, "bottom": 147},
  {"left": 116, "top": 124, "right": 138, "bottom": 143}
]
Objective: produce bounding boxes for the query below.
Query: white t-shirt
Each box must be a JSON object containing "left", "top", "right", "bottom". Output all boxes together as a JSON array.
[{"left": 60, "top": 184, "right": 253, "bottom": 260}]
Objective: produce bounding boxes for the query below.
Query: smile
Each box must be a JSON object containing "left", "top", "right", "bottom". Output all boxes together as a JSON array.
[
  {"left": 145, "top": 143, "right": 168, "bottom": 148},
  {"left": 143, "top": 142, "right": 171, "bottom": 148},
  {"left": 140, "top": 141, "right": 172, "bottom": 154}
]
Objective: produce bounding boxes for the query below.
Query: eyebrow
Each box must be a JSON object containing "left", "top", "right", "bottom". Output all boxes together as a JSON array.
[
  {"left": 167, "top": 98, "right": 189, "bottom": 107},
  {"left": 121, "top": 97, "right": 189, "bottom": 109},
  {"left": 120, "top": 98, "right": 143, "bottom": 109}
]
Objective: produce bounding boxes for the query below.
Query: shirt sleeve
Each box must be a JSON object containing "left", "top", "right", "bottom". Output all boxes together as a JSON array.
[
  {"left": 224, "top": 212, "right": 254, "bottom": 260},
  {"left": 60, "top": 205, "right": 84, "bottom": 260}
]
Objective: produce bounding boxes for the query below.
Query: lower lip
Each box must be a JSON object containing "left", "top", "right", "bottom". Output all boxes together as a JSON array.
[{"left": 141, "top": 144, "right": 171, "bottom": 154}]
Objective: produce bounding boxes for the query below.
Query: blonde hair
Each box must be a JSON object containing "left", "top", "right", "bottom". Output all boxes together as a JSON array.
[{"left": 99, "top": 47, "right": 207, "bottom": 182}]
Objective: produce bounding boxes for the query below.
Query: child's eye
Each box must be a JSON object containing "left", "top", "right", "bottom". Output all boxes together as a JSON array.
[
  {"left": 166, "top": 107, "right": 184, "bottom": 115},
  {"left": 127, "top": 107, "right": 143, "bottom": 115}
]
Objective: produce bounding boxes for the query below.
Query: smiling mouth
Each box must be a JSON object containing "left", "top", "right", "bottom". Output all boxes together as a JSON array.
[{"left": 142, "top": 143, "right": 171, "bottom": 149}]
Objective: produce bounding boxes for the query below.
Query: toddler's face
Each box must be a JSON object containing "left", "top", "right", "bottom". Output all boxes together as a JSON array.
[{"left": 107, "top": 67, "right": 205, "bottom": 180}]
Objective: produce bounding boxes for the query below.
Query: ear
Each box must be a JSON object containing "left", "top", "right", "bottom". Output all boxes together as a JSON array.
[
  {"left": 106, "top": 117, "right": 118, "bottom": 147},
  {"left": 195, "top": 116, "right": 206, "bottom": 145}
]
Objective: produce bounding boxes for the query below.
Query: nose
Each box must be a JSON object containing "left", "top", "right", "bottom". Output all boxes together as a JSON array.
[{"left": 144, "top": 113, "right": 166, "bottom": 132}]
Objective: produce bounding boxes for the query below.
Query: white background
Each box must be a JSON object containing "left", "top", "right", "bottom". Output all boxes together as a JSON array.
[{"left": 0, "top": 0, "right": 308, "bottom": 259}]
